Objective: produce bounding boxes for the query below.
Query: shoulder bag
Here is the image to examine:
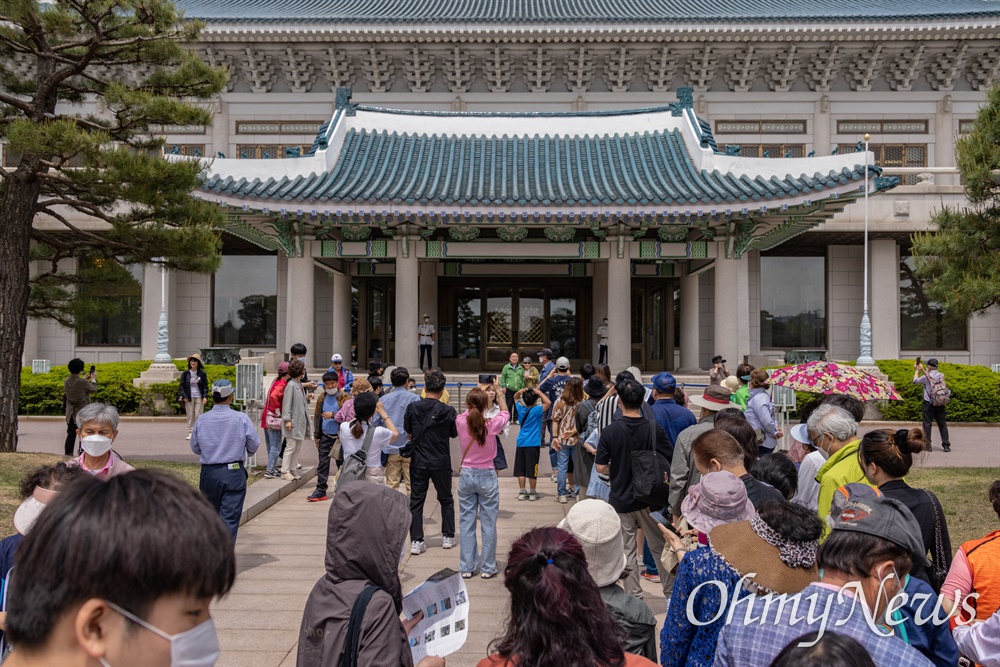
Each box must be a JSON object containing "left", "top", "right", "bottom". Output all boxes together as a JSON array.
[
  {"left": 921, "top": 488, "right": 949, "bottom": 592},
  {"left": 630, "top": 419, "right": 672, "bottom": 509},
  {"left": 341, "top": 584, "right": 381, "bottom": 667},
  {"left": 335, "top": 424, "right": 377, "bottom": 491}
]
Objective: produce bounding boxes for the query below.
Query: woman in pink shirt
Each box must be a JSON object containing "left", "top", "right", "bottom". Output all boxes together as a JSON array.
[{"left": 457, "top": 383, "right": 510, "bottom": 580}]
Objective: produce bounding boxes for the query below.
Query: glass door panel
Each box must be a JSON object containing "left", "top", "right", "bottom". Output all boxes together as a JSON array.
[
  {"left": 631, "top": 290, "right": 644, "bottom": 367},
  {"left": 367, "top": 286, "right": 385, "bottom": 362},
  {"left": 549, "top": 293, "right": 578, "bottom": 359},
  {"left": 486, "top": 288, "right": 513, "bottom": 365},
  {"left": 455, "top": 287, "right": 482, "bottom": 360},
  {"left": 649, "top": 287, "right": 665, "bottom": 363},
  {"left": 517, "top": 288, "right": 545, "bottom": 358}
]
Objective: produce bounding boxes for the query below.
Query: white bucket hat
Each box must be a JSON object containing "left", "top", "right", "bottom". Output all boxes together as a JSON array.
[
  {"left": 13, "top": 486, "right": 59, "bottom": 535},
  {"left": 558, "top": 499, "right": 627, "bottom": 587}
]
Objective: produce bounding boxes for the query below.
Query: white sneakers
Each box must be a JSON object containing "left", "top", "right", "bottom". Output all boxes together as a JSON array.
[
  {"left": 442, "top": 536, "right": 456, "bottom": 549},
  {"left": 411, "top": 540, "right": 427, "bottom": 555}
]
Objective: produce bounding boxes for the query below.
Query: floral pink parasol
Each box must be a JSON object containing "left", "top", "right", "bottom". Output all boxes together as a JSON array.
[{"left": 768, "top": 361, "right": 902, "bottom": 401}]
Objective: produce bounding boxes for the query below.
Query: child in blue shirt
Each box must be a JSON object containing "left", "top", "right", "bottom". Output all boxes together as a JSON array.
[{"left": 513, "top": 387, "right": 551, "bottom": 501}]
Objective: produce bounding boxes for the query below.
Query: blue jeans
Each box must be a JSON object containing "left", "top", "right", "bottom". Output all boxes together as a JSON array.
[
  {"left": 458, "top": 468, "right": 500, "bottom": 575},
  {"left": 264, "top": 429, "right": 282, "bottom": 471},
  {"left": 642, "top": 539, "right": 658, "bottom": 575},
  {"left": 557, "top": 444, "right": 576, "bottom": 496}
]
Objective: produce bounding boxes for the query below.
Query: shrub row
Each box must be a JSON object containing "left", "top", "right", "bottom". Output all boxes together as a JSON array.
[
  {"left": 19, "top": 360, "right": 238, "bottom": 416},
  {"left": 768, "top": 359, "right": 999, "bottom": 423}
]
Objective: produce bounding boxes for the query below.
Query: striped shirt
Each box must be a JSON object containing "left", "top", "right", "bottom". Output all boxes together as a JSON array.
[{"left": 190, "top": 404, "right": 260, "bottom": 465}]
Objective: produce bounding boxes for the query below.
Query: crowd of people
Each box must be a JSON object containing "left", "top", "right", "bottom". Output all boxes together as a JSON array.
[{"left": 1, "top": 349, "right": 995, "bottom": 667}]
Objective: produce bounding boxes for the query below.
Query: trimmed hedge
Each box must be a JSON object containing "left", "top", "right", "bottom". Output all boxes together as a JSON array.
[
  {"left": 20, "top": 360, "right": 238, "bottom": 416},
  {"left": 769, "top": 359, "right": 1000, "bottom": 423},
  {"left": 875, "top": 360, "right": 1000, "bottom": 423}
]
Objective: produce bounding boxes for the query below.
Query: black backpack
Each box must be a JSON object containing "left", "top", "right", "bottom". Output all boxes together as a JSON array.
[
  {"left": 341, "top": 585, "right": 380, "bottom": 667},
  {"left": 629, "top": 420, "right": 672, "bottom": 509}
]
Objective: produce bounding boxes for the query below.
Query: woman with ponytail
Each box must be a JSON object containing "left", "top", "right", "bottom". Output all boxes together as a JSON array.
[
  {"left": 858, "top": 427, "right": 958, "bottom": 666},
  {"left": 479, "top": 526, "right": 657, "bottom": 667},
  {"left": 456, "top": 383, "right": 509, "bottom": 579},
  {"left": 338, "top": 392, "right": 397, "bottom": 485}
]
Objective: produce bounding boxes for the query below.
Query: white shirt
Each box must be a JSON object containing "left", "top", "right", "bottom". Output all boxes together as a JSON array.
[
  {"left": 597, "top": 324, "right": 608, "bottom": 344},
  {"left": 791, "top": 450, "right": 825, "bottom": 512},
  {"left": 338, "top": 422, "right": 393, "bottom": 469},
  {"left": 418, "top": 322, "right": 436, "bottom": 345}
]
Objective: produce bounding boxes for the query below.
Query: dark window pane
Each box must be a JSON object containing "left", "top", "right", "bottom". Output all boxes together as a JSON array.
[
  {"left": 899, "top": 255, "right": 967, "bottom": 350},
  {"left": 454, "top": 287, "right": 481, "bottom": 359},
  {"left": 77, "top": 260, "right": 143, "bottom": 346},
  {"left": 760, "top": 256, "right": 826, "bottom": 349},
  {"left": 549, "top": 293, "right": 577, "bottom": 359},
  {"left": 213, "top": 255, "right": 277, "bottom": 346}
]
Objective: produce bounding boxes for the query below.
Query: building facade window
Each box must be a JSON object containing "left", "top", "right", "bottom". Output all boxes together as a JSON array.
[
  {"left": 759, "top": 256, "right": 826, "bottom": 349},
  {"left": 236, "top": 144, "right": 312, "bottom": 159},
  {"left": 719, "top": 144, "right": 805, "bottom": 158},
  {"left": 899, "top": 255, "right": 967, "bottom": 351},
  {"left": 77, "top": 259, "right": 143, "bottom": 346},
  {"left": 212, "top": 254, "right": 278, "bottom": 346},
  {"left": 837, "top": 143, "right": 926, "bottom": 185}
]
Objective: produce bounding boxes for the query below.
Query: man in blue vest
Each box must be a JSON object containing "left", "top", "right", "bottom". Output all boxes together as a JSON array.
[{"left": 309, "top": 372, "right": 341, "bottom": 502}]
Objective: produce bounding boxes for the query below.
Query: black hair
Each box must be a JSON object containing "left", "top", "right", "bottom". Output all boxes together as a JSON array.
[
  {"left": 290, "top": 343, "right": 307, "bottom": 356},
  {"left": 617, "top": 379, "right": 645, "bottom": 410},
  {"left": 714, "top": 416, "right": 758, "bottom": 469},
  {"left": 67, "top": 358, "right": 85, "bottom": 375},
  {"left": 578, "top": 363, "right": 595, "bottom": 380},
  {"left": 6, "top": 470, "right": 235, "bottom": 648},
  {"left": 321, "top": 371, "right": 338, "bottom": 384},
  {"left": 817, "top": 531, "right": 912, "bottom": 579},
  {"left": 991, "top": 480, "right": 1000, "bottom": 521},
  {"left": 368, "top": 375, "right": 383, "bottom": 392},
  {"left": 735, "top": 363, "right": 755, "bottom": 386},
  {"left": 424, "top": 370, "right": 447, "bottom": 393},
  {"left": 212, "top": 391, "right": 230, "bottom": 403},
  {"left": 757, "top": 501, "right": 824, "bottom": 544},
  {"left": 614, "top": 370, "right": 634, "bottom": 385},
  {"left": 522, "top": 390, "right": 540, "bottom": 407},
  {"left": 715, "top": 407, "right": 746, "bottom": 422},
  {"left": 770, "top": 632, "right": 877, "bottom": 667},
  {"left": 19, "top": 462, "right": 88, "bottom": 499},
  {"left": 857, "top": 428, "right": 926, "bottom": 478},
  {"left": 821, "top": 394, "right": 865, "bottom": 424},
  {"left": 390, "top": 366, "right": 410, "bottom": 387},
  {"left": 751, "top": 454, "right": 799, "bottom": 500}
]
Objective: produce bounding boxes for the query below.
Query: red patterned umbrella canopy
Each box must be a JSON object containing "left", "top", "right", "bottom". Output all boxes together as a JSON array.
[{"left": 768, "top": 361, "right": 902, "bottom": 401}]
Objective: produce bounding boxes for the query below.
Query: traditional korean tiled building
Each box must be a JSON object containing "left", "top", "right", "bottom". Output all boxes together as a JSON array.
[{"left": 16, "top": 0, "right": 1000, "bottom": 373}]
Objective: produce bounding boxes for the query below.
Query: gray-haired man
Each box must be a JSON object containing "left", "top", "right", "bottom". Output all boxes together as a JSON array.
[{"left": 190, "top": 379, "right": 260, "bottom": 541}]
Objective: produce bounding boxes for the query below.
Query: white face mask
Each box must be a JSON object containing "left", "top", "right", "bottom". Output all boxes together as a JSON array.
[
  {"left": 813, "top": 433, "right": 831, "bottom": 460},
  {"left": 325, "top": 388, "right": 338, "bottom": 396},
  {"left": 81, "top": 434, "right": 113, "bottom": 457},
  {"left": 102, "top": 601, "right": 220, "bottom": 667}
]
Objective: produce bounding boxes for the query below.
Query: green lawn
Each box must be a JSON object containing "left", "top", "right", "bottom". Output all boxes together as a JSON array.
[
  {"left": 0, "top": 452, "right": 259, "bottom": 539},
  {"left": 908, "top": 468, "right": 999, "bottom": 547}
]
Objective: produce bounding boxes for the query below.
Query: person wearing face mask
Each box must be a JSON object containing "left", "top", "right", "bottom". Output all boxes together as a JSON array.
[
  {"left": 807, "top": 403, "right": 870, "bottom": 523},
  {"left": 72, "top": 403, "right": 134, "bottom": 480},
  {"left": 1, "top": 469, "right": 236, "bottom": 667},
  {"left": 308, "top": 371, "right": 345, "bottom": 502},
  {"left": 418, "top": 314, "right": 436, "bottom": 372},
  {"left": 596, "top": 316, "right": 609, "bottom": 365},
  {"left": 714, "top": 495, "right": 935, "bottom": 667}
]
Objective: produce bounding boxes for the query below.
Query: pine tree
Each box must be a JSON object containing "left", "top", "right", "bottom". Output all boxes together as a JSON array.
[
  {"left": 0, "top": 0, "right": 227, "bottom": 452},
  {"left": 911, "top": 85, "right": 1000, "bottom": 318}
]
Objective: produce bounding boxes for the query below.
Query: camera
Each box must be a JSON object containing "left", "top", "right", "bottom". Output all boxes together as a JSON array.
[
  {"left": 478, "top": 374, "right": 496, "bottom": 385},
  {"left": 89, "top": 365, "right": 96, "bottom": 375}
]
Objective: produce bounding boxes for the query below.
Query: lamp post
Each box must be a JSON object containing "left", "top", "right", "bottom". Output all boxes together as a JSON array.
[
  {"left": 153, "top": 258, "right": 172, "bottom": 363},
  {"left": 857, "top": 133, "right": 875, "bottom": 367}
]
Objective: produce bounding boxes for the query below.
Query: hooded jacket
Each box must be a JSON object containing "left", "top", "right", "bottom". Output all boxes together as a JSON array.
[{"left": 298, "top": 482, "right": 412, "bottom": 667}]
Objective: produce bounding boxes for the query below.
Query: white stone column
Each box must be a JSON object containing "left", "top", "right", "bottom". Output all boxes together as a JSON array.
[
  {"left": 140, "top": 263, "right": 175, "bottom": 360},
  {"left": 395, "top": 238, "right": 420, "bottom": 371},
  {"left": 935, "top": 98, "right": 955, "bottom": 186},
  {"left": 418, "top": 261, "right": 439, "bottom": 369},
  {"left": 869, "top": 239, "right": 900, "bottom": 361},
  {"left": 713, "top": 243, "right": 750, "bottom": 366},
  {"left": 212, "top": 101, "right": 229, "bottom": 158},
  {"left": 813, "top": 97, "right": 832, "bottom": 156},
  {"left": 678, "top": 271, "right": 701, "bottom": 372},
  {"left": 285, "top": 241, "right": 316, "bottom": 366},
  {"left": 593, "top": 261, "right": 609, "bottom": 362},
  {"left": 331, "top": 268, "right": 352, "bottom": 363},
  {"left": 606, "top": 240, "right": 631, "bottom": 373}
]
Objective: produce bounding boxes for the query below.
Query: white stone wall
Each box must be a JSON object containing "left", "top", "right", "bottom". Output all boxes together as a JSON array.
[
  {"left": 173, "top": 270, "right": 212, "bottom": 358},
  {"left": 698, "top": 268, "right": 715, "bottom": 370},
  {"left": 826, "top": 245, "right": 865, "bottom": 362},
  {"left": 314, "top": 265, "right": 334, "bottom": 366},
  {"left": 968, "top": 308, "right": 1000, "bottom": 368}
]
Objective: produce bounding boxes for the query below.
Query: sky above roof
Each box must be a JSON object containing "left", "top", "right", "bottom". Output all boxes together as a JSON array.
[{"left": 175, "top": 0, "right": 1000, "bottom": 24}]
